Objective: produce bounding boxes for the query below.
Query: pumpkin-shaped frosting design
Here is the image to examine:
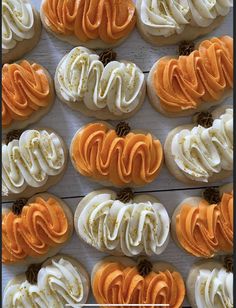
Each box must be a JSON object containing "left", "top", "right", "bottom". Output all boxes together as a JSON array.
[
  {"left": 3, "top": 256, "right": 89, "bottom": 307},
  {"left": 2, "top": 60, "right": 53, "bottom": 128},
  {"left": 41, "top": 0, "right": 136, "bottom": 45},
  {"left": 70, "top": 122, "right": 164, "bottom": 187},
  {"left": 173, "top": 190, "right": 233, "bottom": 257},
  {"left": 2, "top": 194, "right": 72, "bottom": 264},
  {"left": 152, "top": 36, "right": 233, "bottom": 114},
  {"left": 92, "top": 257, "right": 185, "bottom": 308}
]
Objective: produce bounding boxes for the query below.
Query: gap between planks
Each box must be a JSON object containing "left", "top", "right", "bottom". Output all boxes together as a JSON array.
[{"left": 2, "top": 185, "right": 219, "bottom": 204}]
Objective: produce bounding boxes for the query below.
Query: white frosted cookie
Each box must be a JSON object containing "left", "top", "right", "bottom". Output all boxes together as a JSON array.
[
  {"left": 55, "top": 47, "right": 146, "bottom": 120},
  {"left": 74, "top": 189, "right": 170, "bottom": 256},
  {"left": 40, "top": 0, "right": 136, "bottom": 49},
  {"left": 171, "top": 183, "right": 233, "bottom": 258},
  {"left": 91, "top": 256, "right": 186, "bottom": 307},
  {"left": 2, "top": 0, "right": 42, "bottom": 64},
  {"left": 2, "top": 128, "right": 68, "bottom": 200},
  {"left": 164, "top": 106, "right": 233, "bottom": 184},
  {"left": 147, "top": 36, "right": 233, "bottom": 117},
  {"left": 2, "top": 60, "right": 55, "bottom": 133},
  {"left": 187, "top": 258, "right": 233, "bottom": 308},
  {"left": 70, "top": 121, "right": 164, "bottom": 188},
  {"left": 3, "top": 254, "right": 90, "bottom": 307},
  {"left": 136, "top": 0, "right": 232, "bottom": 46},
  {"left": 2, "top": 193, "right": 73, "bottom": 265}
]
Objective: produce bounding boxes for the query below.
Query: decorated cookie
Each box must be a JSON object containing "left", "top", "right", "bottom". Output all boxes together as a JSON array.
[
  {"left": 3, "top": 254, "right": 90, "bottom": 307},
  {"left": 92, "top": 256, "right": 185, "bottom": 307},
  {"left": 55, "top": 47, "right": 145, "bottom": 120},
  {"left": 147, "top": 36, "right": 233, "bottom": 117},
  {"left": 2, "top": 128, "right": 67, "bottom": 200},
  {"left": 172, "top": 183, "right": 233, "bottom": 258},
  {"left": 2, "top": 60, "right": 54, "bottom": 132},
  {"left": 136, "top": 1, "right": 233, "bottom": 46},
  {"left": 2, "top": 0, "right": 42, "bottom": 64},
  {"left": 187, "top": 257, "right": 233, "bottom": 308},
  {"left": 164, "top": 106, "right": 233, "bottom": 184},
  {"left": 70, "top": 121, "right": 164, "bottom": 187},
  {"left": 74, "top": 188, "right": 170, "bottom": 256},
  {"left": 40, "top": 0, "right": 136, "bottom": 48},
  {"left": 2, "top": 193, "right": 73, "bottom": 265}
]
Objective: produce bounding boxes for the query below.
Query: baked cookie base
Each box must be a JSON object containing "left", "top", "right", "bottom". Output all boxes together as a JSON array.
[
  {"left": 91, "top": 255, "right": 181, "bottom": 287},
  {"left": 74, "top": 189, "right": 170, "bottom": 256},
  {"left": 2, "top": 7, "right": 42, "bottom": 64},
  {"left": 70, "top": 121, "right": 164, "bottom": 188},
  {"left": 147, "top": 58, "right": 232, "bottom": 118},
  {"left": 2, "top": 193, "right": 73, "bottom": 266},
  {"left": 135, "top": 1, "right": 225, "bottom": 47},
  {"left": 164, "top": 105, "right": 233, "bottom": 185},
  {"left": 54, "top": 58, "right": 146, "bottom": 120},
  {"left": 3, "top": 63, "right": 55, "bottom": 134},
  {"left": 40, "top": 1, "right": 133, "bottom": 49},
  {"left": 171, "top": 183, "right": 233, "bottom": 258},
  {"left": 4, "top": 254, "right": 90, "bottom": 305},
  {"left": 2, "top": 127, "right": 68, "bottom": 201},
  {"left": 187, "top": 259, "right": 227, "bottom": 308}
]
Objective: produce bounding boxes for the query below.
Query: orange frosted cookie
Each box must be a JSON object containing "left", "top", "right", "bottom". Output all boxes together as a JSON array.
[
  {"left": 171, "top": 183, "right": 233, "bottom": 258},
  {"left": 2, "top": 193, "right": 73, "bottom": 265},
  {"left": 40, "top": 0, "right": 136, "bottom": 48},
  {"left": 2, "top": 60, "right": 54, "bottom": 132},
  {"left": 147, "top": 36, "right": 233, "bottom": 117},
  {"left": 92, "top": 257, "right": 185, "bottom": 308},
  {"left": 70, "top": 122, "right": 164, "bottom": 187}
]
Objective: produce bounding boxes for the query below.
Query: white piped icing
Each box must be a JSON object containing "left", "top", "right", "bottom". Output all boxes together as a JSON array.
[
  {"left": 2, "top": 129, "right": 65, "bottom": 195},
  {"left": 2, "top": 0, "right": 35, "bottom": 53},
  {"left": 3, "top": 258, "right": 88, "bottom": 308},
  {"left": 195, "top": 267, "right": 233, "bottom": 308},
  {"left": 137, "top": 0, "right": 233, "bottom": 37},
  {"left": 171, "top": 109, "right": 233, "bottom": 182},
  {"left": 55, "top": 47, "right": 145, "bottom": 116},
  {"left": 77, "top": 190, "right": 170, "bottom": 256}
]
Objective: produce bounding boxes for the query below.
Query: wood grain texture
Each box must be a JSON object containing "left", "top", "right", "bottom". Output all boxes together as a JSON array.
[{"left": 2, "top": 0, "right": 233, "bottom": 306}]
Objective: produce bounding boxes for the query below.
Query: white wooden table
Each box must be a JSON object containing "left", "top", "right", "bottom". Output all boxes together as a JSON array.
[{"left": 2, "top": 1, "right": 233, "bottom": 306}]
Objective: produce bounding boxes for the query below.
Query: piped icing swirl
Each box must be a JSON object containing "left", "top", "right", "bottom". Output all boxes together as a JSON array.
[
  {"left": 2, "top": 61, "right": 52, "bottom": 128},
  {"left": 2, "top": 129, "right": 65, "bottom": 196},
  {"left": 3, "top": 258, "right": 87, "bottom": 307},
  {"left": 2, "top": 196, "right": 70, "bottom": 264},
  {"left": 195, "top": 267, "right": 233, "bottom": 308},
  {"left": 42, "top": 0, "right": 136, "bottom": 44},
  {"left": 176, "top": 191, "right": 233, "bottom": 257},
  {"left": 71, "top": 123, "right": 163, "bottom": 186},
  {"left": 171, "top": 108, "right": 233, "bottom": 182},
  {"left": 77, "top": 190, "right": 170, "bottom": 256},
  {"left": 55, "top": 47, "right": 145, "bottom": 116},
  {"left": 138, "top": 0, "right": 233, "bottom": 38},
  {"left": 2, "top": 0, "right": 35, "bottom": 53},
  {"left": 154, "top": 36, "right": 233, "bottom": 113},
  {"left": 92, "top": 261, "right": 185, "bottom": 307}
]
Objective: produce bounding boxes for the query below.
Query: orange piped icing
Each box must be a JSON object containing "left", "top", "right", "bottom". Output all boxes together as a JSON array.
[
  {"left": 42, "top": 0, "right": 136, "bottom": 43},
  {"left": 175, "top": 191, "right": 233, "bottom": 257},
  {"left": 2, "top": 197, "right": 69, "bottom": 264},
  {"left": 153, "top": 36, "right": 233, "bottom": 113},
  {"left": 2, "top": 60, "right": 51, "bottom": 127},
  {"left": 92, "top": 261, "right": 185, "bottom": 308},
  {"left": 70, "top": 123, "right": 163, "bottom": 186}
]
